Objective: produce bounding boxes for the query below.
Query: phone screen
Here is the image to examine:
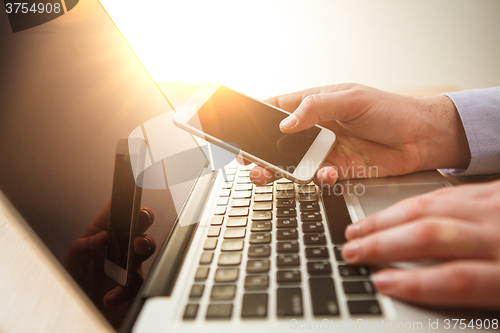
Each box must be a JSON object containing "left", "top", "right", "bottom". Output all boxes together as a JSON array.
[
  {"left": 106, "top": 152, "right": 139, "bottom": 269},
  {"left": 187, "top": 86, "right": 321, "bottom": 172}
]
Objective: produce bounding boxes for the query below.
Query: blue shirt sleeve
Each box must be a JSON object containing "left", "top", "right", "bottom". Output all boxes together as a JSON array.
[{"left": 441, "top": 87, "right": 500, "bottom": 176}]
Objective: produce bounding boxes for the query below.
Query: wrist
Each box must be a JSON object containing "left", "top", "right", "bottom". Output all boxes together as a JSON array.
[{"left": 416, "top": 95, "right": 471, "bottom": 171}]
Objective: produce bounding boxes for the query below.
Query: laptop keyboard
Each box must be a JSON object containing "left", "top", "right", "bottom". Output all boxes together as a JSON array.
[{"left": 182, "top": 163, "right": 383, "bottom": 320}]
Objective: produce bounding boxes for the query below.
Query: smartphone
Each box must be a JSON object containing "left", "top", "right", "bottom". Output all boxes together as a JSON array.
[
  {"left": 173, "top": 82, "right": 336, "bottom": 184},
  {"left": 104, "top": 138, "right": 145, "bottom": 286}
]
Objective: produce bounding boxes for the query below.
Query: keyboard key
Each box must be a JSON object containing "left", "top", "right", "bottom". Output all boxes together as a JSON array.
[
  {"left": 277, "top": 270, "right": 301, "bottom": 283},
  {"left": 307, "top": 261, "right": 332, "bottom": 275},
  {"left": 347, "top": 300, "right": 382, "bottom": 315},
  {"left": 249, "top": 233, "right": 271, "bottom": 244},
  {"left": 232, "top": 199, "right": 251, "bottom": 207},
  {"left": 211, "top": 285, "right": 236, "bottom": 299},
  {"left": 211, "top": 216, "right": 224, "bottom": 226},
  {"left": 305, "top": 246, "right": 329, "bottom": 258},
  {"left": 217, "top": 197, "right": 229, "bottom": 206},
  {"left": 237, "top": 177, "right": 252, "bottom": 184},
  {"left": 214, "top": 206, "right": 227, "bottom": 215},
  {"left": 225, "top": 175, "right": 235, "bottom": 182},
  {"left": 298, "top": 193, "right": 318, "bottom": 203},
  {"left": 277, "top": 241, "right": 299, "bottom": 253},
  {"left": 228, "top": 208, "right": 249, "bottom": 216},
  {"left": 303, "top": 233, "right": 326, "bottom": 245},
  {"left": 238, "top": 170, "right": 251, "bottom": 176},
  {"left": 253, "top": 202, "right": 273, "bottom": 211},
  {"left": 277, "top": 229, "right": 298, "bottom": 240},
  {"left": 277, "top": 288, "right": 303, "bottom": 317},
  {"left": 277, "top": 218, "right": 298, "bottom": 228},
  {"left": 221, "top": 239, "right": 244, "bottom": 251},
  {"left": 233, "top": 190, "right": 252, "bottom": 199},
  {"left": 255, "top": 186, "right": 273, "bottom": 194},
  {"left": 206, "top": 304, "right": 233, "bottom": 319},
  {"left": 189, "top": 284, "right": 204, "bottom": 298},
  {"left": 214, "top": 268, "right": 239, "bottom": 282},
  {"left": 248, "top": 245, "right": 271, "bottom": 257},
  {"left": 252, "top": 211, "right": 272, "bottom": 221},
  {"left": 333, "top": 246, "right": 343, "bottom": 261},
  {"left": 245, "top": 275, "right": 269, "bottom": 289},
  {"left": 199, "top": 252, "right": 214, "bottom": 264},
  {"left": 276, "top": 190, "right": 295, "bottom": 199},
  {"left": 204, "top": 238, "right": 218, "bottom": 250},
  {"left": 207, "top": 226, "right": 221, "bottom": 237},
  {"left": 276, "top": 178, "right": 292, "bottom": 183},
  {"left": 194, "top": 267, "right": 209, "bottom": 280},
  {"left": 235, "top": 183, "right": 253, "bottom": 191},
  {"left": 277, "top": 208, "right": 297, "bottom": 218},
  {"left": 338, "top": 265, "right": 370, "bottom": 277},
  {"left": 309, "top": 277, "right": 339, "bottom": 315},
  {"left": 277, "top": 183, "right": 294, "bottom": 191},
  {"left": 277, "top": 198, "right": 295, "bottom": 208},
  {"left": 246, "top": 260, "right": 270, "bottom": 273},
  {"left": 343, "top": 281, "right": 375, "bottom": 294},
  {"left": 277, "top": 254, "right": 300, "bottom": 267},
  {"left": 254, "top": 194, "right": 272, "bottom": 202},
  {"left": 183, "top": 304, "right": 199, "bottom": 320},
  {"left": 241, "top": 293, "right": 268, "bottom": 318},
  {"left": 226, "top": 217, "right": 248, "bottom": 227},
  {"left": 219, "top": 189, "right": 231, "bottom": 197},
  {"left": 323, "top": 192, "right": 351, "bottom": 244},
  {"left": 218, "top": 253, "right": 242, "bottom": 266},
  {"left": 251, "top": 222, "right": 272, "bottom": 232},
  {"left": 298, "top": 185, "right": 317, "bottom": 195},
  {"left": 221, "top": 182, "right": 232, "bottom": 189},
  {"left": 224, "top": 228, "right": 246, "bottom": 239},
  {"left": 300, "top": 202, "right": 320, "bottom": 211},
  {"left": 301, "top": 211, "right": 322, "bottom": 222},
  {"left": 302, "top": 222, "right": 324, "bottom": 233}
]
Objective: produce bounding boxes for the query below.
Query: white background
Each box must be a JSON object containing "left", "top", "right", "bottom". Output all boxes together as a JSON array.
[{"left": 100, "top": 0, "right": 500, "bottom": 99}]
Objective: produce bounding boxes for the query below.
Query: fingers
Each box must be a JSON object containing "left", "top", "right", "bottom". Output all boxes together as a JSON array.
[
  {"left": 65, "top": 230, "right": 110, "bottom": 263},
  {"left": 104, "top": 284, "right": 137, "bottom": 307},
  {"left": 345, "top": 194, "right": 480, "bottom": 240},
  {"left": 279, "top": 89, "right": 370, "bottom": 133},
  {"left": 264, "top": 83, "right": 361, "bottom": 111},
  {"left": 134, "top": 234, "right": 156, "bottom": 258},
  {"left": 342, "top": 217, "right": 493, "bottom": 265},
  {"left": 137, "top": 207, "right": 154, "bottom": 235},
  {"left": 373, "top": 261, "right": 500, "bottom": 309},
  {"left": 316, "top": 163, "right": 339, "bottom": 187},
  {"left": 249, "top": 166, "right": 278, "bottom": 185}
]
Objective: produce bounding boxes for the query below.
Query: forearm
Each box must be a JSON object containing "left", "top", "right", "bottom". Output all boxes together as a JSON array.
[{"left": 415, "top": 95, "right": 471, "bottom": 171}]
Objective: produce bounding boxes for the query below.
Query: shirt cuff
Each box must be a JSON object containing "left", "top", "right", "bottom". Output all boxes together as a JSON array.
[{"left": 440, "top": 87, "right": 500, "bottom": 176}]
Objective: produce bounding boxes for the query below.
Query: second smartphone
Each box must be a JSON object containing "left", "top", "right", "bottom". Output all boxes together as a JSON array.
[{"left": 173, "top": 82, "right": 336, "bottom": 184}]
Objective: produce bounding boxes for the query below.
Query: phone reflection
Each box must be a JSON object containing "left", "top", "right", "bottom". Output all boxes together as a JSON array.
[{"left": 62, "top": 202, "right": 156, "bottom": 329}]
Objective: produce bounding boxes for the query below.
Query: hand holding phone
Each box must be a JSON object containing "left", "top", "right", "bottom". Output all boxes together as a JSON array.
[{"left": 173, "top": 82, "right": 336, "bottom": 184}]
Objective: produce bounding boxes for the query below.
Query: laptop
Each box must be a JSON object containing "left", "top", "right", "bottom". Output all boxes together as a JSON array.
[{"left": 0, "top": 1, "right": 494, "bottom": 332}]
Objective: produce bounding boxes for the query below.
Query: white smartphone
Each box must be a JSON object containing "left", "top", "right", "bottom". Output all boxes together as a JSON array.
[
  {"left": 104, "top": 138, "right": 145, "bottom": 286},
  {"left": 173, "top": 82, "right": 336, "bottom": 184}
]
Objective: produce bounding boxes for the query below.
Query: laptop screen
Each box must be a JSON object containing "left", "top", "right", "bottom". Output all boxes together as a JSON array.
[{"left": 0, "top": 0, "right": 208, "bottom": 328}]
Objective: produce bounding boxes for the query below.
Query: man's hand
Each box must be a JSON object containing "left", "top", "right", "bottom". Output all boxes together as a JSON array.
[
  {"left": 250, "top": 83, "right": 470, "bottom": 186},
  {"left": 343, "top": 180, "right": 500, "bottom": 309}
]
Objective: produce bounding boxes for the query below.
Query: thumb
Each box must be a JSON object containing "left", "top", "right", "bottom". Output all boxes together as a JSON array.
[{"left": 279, "top": 90, "right": 366, "bottom": 133}]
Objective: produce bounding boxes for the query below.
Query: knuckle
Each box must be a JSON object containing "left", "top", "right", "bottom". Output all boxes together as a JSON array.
[
  {"left": 446, "top": 265, "right": 474, "bottom": 296},
  {"left": 413, "top": 220, "right": 438, "bottom": 246},
  {"left": 301, "top": 94, "right": 321, "bottom": 111}
]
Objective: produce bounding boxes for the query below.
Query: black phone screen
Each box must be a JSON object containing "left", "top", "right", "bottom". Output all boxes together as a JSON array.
[
  {"left": 187, "top": 86, "right": 321, "bottom": 172},
  {"left": 106, "top": 153, "right": 139, "bottom": 269}
]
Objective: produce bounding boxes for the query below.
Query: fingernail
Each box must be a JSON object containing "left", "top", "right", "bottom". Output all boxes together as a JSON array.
[
  {"left": 105, "top": 293, "right": 118, "bottom": 305},
  {"left": 373, "top": 273, "right": 394, "bottom": 293},
  {"left": 342, "top": 241, "right": 360, "bottom": 262},
  {"left": 144, "top": 236, "right": 152, "bottom": 252},
  {"left": 280, "top": 115, "right": 297, "bottom": 129},
  {"left": 345, "top": 223, "right": 360, "bottom": 239}
]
